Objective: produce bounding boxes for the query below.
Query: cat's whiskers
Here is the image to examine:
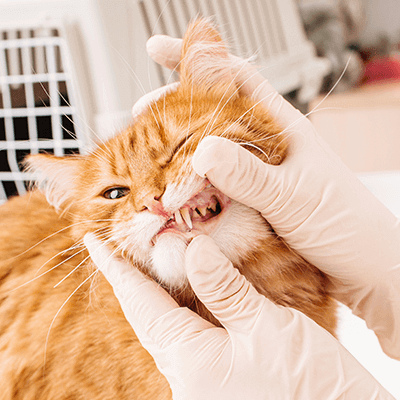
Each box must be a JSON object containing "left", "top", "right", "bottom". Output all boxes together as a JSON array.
[
  {"left": 87, "top": 141, "right": 115, "bottom": 165},
  {"left": 52, "top": 226, "right": 118, "bottom": 288},
  {"left": 149, "top": 103, "right": 162, "bottom": 130},
  {"left": 217, "top": 90, "right": 275, "bottom": 139},
  {"left": 53, "top": 253, "right": 92, "bottom": 288},
  {"left": 112, "top": 45, "right": 147, "bottom": 98},
  {"left": 278, "top": 57, "right": 351, "bottom": 138},
  {"left": 43, "top": 269, "right": 99, "bottom": 374},
  {"left": 54, "top": 94, "right": 80, "bottom": 142},
  {"left": 197, "top": 61, "right": 245, "bottom": 144},
  {"left": 87, "top": 238, "right": 132, "bottom": 321},
  {"left": 200, "top": 59, "right": 250, "bottom": 140},
  {"left": 0, "top": 218, "right": 121, "bottom": 266},
  {"left": 156, "top": 51, "right": 196, "bottom": 137},
  {"left": 70, "top": 237, "right": 125, "bottom": 311},
  {"left": 34, "top": 242, "right": 86, "bottom": 275},
  {"left": 244, "top": 108, "right": 255, "bottom": 132},
  {"left": 156, "top": 53, "right": 194, "bottom": 131},
  {"left": 183, "top": 84, "right": 194, "bottom": 160},
  {"left": 235, "top": 140, "right": 273, "bottom": 163},
  {"left": 7, "top": 246, "right": 86, "bottom": 293},
  {"left": 9, "top": 223, "right": 112, "bottom": 292},
  {"left": 150, "top": 51, "right": 195, "bottom": 130},
  {"left": 163, "top": 91, "right": 167, "bottom": 129},
  {"left": 59, "top": 125, "right": 78, "bottom": 141},
  {"left": 42, "top": 235, "right": 121, "bottom": 371},
  {"left": 89, "top": 146, "right": 118, "bottom": 168},
  {"left": 201, "top": 63, "right": 271, "bottom": 142},
  {"left": 144, "top": 0, "right": 174, "bottom": 90},
  {"left": 35, "top": 81, "right": 118, "bottom": 165},
  {"left": 258, "top": 58, "right": 351, "bottom": 163},
  {"left": 164, "top": 43, "right": 197, "bottom": 86},
  {"left": 55, "top": 90, "right": 107, "bottom": 151},
  {"left": 37, "top": 81, "right": 104, "bottom": 151}
]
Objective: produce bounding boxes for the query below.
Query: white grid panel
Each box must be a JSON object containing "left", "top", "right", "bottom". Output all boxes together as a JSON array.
[{"left": 0, "top": 28, "right": 84, "bottom": 203}]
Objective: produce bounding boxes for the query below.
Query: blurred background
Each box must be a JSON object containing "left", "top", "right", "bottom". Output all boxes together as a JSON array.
[{"left": 0, "top": 0, "right": 399, "bottom": 396}]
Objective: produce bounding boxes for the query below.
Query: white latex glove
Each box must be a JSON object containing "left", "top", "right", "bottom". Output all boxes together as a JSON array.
[
  {"left": 143, "top": 35, "right": 400, "bottom": 360},
  {"left": 85, "top": 233, "right": 394, "bottom": 399}
]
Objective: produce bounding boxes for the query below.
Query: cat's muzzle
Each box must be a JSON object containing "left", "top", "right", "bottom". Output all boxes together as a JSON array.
[{"left": 152, "top": 184, "right": 230, "bottom": 244}]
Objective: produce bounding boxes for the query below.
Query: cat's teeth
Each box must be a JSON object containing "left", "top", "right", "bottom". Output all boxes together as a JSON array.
[
  {"left": 197, "top": 207, "right": 207, "bottom": 216},
  {"left": 175, "top": 210, "right": 183, "bottom": 225},
  {"left": 209, "top": 202, "right": 217, "bottom": 212},
  {"left": 180, "top": 208, "right": 193, "bottom": 229}
]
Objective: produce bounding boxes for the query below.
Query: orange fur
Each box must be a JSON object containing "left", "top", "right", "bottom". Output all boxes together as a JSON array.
[{"left": 0, "top": 19, "right": 336, "bottom": 399}]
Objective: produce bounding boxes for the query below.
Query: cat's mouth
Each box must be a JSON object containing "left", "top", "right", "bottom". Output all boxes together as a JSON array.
[{"left": 152, "top": 184, "right": 230, "bottom": 244}]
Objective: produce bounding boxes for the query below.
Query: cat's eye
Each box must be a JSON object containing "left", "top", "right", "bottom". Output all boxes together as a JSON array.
[
  {"left": 164, "top": 133, "right": 195, "bottom": 166},
  {"left": 102, "top": 187, "right": 130, "bottom": 200},
  {"left": 173, "top": 133, "right": 195, "bottom": 156}
]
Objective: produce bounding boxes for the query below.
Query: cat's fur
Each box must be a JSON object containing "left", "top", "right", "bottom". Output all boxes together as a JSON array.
[{"left": 0, "top": 19, "right": 336, "bottom": 399}]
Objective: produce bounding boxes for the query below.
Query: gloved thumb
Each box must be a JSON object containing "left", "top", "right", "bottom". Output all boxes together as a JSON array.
[
  {"left": 185, "top": 235, "right": 267, "bottom": 333},
  {"left": 192, "top": 136, "right": 286, "bottom": 218}
]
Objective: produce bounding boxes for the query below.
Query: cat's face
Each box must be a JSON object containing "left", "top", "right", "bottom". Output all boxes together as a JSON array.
[{"left": 27, "top": 20, "right": 286, "bottom": 288}]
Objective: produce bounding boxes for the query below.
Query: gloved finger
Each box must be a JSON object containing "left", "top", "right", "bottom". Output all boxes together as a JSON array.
[
  {"left": 229, "top": 54, "right": 307, "bottom": 128},
  {"left": 147, "top": 35, "right": 182, "bottom": 70},
  {"left": 84, "top": 233, "right": 216, "bottom": 348},
  {"left": 132, "top": 82, "right": 180, "bottom": 118},
  {"left": 185, "top": 235, "right": 268, "bottom": 333},
  {"left": 84, "top": 234, "right": 178, "bottom": 332}
]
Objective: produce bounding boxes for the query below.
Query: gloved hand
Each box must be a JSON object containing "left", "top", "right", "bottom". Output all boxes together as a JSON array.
[
  {"left": 143, "top": 35, "right": 400, "bottom": 360},
  {"left": 85, "top": 233, "right": 394, "bottom": 399}
]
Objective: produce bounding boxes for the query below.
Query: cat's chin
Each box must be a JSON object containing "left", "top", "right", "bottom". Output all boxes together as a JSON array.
[{"left": 150, "top": 233, "right": 189, "bottom": 287}]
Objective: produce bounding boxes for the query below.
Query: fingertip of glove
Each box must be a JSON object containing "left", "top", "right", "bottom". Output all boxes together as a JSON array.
[
  {"left": 146, "top": 35, "right": 164, "bottom": 57},
  {"left": 83, "top": 232, "right": 97, "bottom": 249},
  {"left": 186, "top": 235, "right": 216, "bottom": 265},
  {"left": 132, "top": 82, "right": 180, "bottom": 118},
  {"left": 83, "top": 232, "right": 106, "bottom": 262},
  {"left": 185, "top": 235, "right": 258, "bottom": 328},
  {"left": 83, "top": 233, "right": 127, "bottom": 277},
  {"left": 146, "top": 35, "right": 182, "bottom": 69},
  {"left": 187, "top": 234, "right": 216, "bottom": 254},
  {"left": 192, "top": 136, "right": 238, "bottom": 178},
  {"left": 185, "top": 235, "right": 228, "bottom": 281}
]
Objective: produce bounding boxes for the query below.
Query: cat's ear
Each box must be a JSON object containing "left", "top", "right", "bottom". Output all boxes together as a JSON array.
[
  {"left": 180, "top": 18, "right": 237, "bottom": 98},
  {"left": 25, "top": 154, "right": 81, "bottom": 211}
]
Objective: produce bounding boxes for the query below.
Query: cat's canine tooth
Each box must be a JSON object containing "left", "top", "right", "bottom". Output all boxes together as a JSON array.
[
  {"left": 209, "top": 202, "right": 217, "bottom": 212},
  {"left": 180, "top": 208, "right": 193, "bottom": 229},
  {"left": 175, "top": 210, "right": 183, "bottom": 225},
  {"left": 198, "top": 207, "right": 207, "bottom": 216}
]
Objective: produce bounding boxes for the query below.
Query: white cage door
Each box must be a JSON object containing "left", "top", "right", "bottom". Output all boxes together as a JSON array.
[{"left": 0, "top": 27, "right": 84, "bottom": 202}]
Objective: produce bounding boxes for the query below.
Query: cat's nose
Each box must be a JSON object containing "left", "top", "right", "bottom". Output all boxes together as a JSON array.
[{"left": 142, "top": 196, "right": 169, "bottom": 218}]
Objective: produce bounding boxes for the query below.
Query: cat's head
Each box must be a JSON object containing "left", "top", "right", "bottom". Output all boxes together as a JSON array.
[{"left": 26, "top": 19, "right": 287, "bottom": 288}]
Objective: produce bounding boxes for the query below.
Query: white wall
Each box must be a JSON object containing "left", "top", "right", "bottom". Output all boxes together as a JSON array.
[{"left": 310, "top": 82, "right": 400, "bottom": 173}]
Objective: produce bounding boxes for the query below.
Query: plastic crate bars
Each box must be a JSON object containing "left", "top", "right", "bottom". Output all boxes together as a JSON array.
[{"left": 0, "top": 28, "right": 83, "bottom": 202}]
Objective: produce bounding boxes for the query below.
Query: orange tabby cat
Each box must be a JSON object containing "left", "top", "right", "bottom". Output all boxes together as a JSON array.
[{"left": 0, "top": 19, "right": 336, "bottom": 399}]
